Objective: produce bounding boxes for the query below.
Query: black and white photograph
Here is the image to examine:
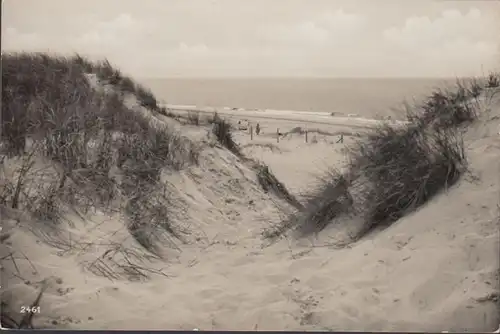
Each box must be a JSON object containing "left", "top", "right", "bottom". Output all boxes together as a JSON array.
[{"left": 1, "top": 0, "right": 499, "bottom": 331}]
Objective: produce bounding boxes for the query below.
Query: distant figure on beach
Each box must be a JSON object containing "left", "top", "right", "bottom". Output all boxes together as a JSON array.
[{"left": 255, "top": 123, "right": 261, "bottom": 135}]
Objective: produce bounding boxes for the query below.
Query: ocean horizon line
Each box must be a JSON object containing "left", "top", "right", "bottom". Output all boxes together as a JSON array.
[{"left": 141, "top": 76, "right": 469, "bottom": 81}]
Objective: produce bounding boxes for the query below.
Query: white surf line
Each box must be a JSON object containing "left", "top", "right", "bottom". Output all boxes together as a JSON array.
[{"left": 164, "top": 104, "right": 409, "bottom": 130}]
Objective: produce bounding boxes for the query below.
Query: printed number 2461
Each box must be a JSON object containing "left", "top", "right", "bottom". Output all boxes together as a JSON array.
[{"left": 20, "top": 306, "right": 41, "bottom": 314}]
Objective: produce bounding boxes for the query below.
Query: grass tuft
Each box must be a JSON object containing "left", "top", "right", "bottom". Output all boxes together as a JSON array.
[
  {"left": 409, "top": 80, "right": 480, "bottom": 130},
  {"left": 255, "top": 162, "right": 303, "bottom": 210},
  {"left": 211, "top": 113, "right": 241, "bottom": 156},
  {"left": 279, "top": 80, "right": 480, "bottom": 241},
  {"left": 135, "top": 85, "right": 159, "bottom": 111}
]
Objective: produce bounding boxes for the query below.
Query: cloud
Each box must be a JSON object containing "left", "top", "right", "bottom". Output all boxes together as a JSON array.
[
  {"left": 177, "top": 43, "right": 210, "bottom": 56},
  {"left": 259, "top": 9, "right": 365, "bottom": 47},
  {"left": 383, "top": 8, "right": 497, "bottom": 52},
  {"left": 3, "top": 1, "right": 497, "bottom": 77},
  {"left": 381, "top": 8, "right": 499, "bottom": 75},
  {"left": 317, "top": 9, "right": 366, "bottom": 32},
  {"left": 75, "top": 13, "right": 156, "bottom": 49},
  {"left": 261, "top": 21, "right": 329, "bottom": 46}
]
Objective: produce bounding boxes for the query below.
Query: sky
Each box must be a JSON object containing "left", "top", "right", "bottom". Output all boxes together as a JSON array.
[{"left": 2, "top": 0, "right": 500, "bottom": 78}]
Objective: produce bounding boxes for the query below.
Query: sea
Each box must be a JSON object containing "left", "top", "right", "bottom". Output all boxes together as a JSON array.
[{"left": 140, "top": 78, "right": 462, "bottom": 118}]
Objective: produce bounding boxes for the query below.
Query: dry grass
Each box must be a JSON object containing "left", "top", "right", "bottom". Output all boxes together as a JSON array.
[
  {"left": 72, "top": 54, "right": 157, "bottom": 107},
  {"left": 210, "top": 112, "right": 242, "bottom": 156},
  {"left": 347, "top": 124, "right": 466, "bottom": 235},
  {"left": 276, "top": 79, "right": 488, "bottom": 241},
  {"left": 293, "top": 170, "right": 353, "bottom": 237},
  {"left": 1, "top": 52, "right": 198, "bottom": 254},
  {"left": 408, "top": 80, "right": 481, "bottom": 130},
  {"left": 255, "top": 162, "right": 303, "bottom": 210}
]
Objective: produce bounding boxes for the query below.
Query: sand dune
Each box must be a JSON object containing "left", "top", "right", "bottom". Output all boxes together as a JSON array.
[{"left": 1, "top": 57, "right": 499, "bottom": 332}]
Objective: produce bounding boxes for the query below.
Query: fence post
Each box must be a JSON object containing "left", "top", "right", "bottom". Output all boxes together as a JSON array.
[
  {"left": 277, "top": 128, "right": 280, "bottom": 143},
  {"left": 305, "top": 130, "right": 308, "bottom": 143},
  {"left": 250, "top": 125, "right": 253, "bottom": 140}
]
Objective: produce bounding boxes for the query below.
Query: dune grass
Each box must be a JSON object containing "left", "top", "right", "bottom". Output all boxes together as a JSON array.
[
  {"left": 255, "top": 162, "right": 303, "bottom": 210},
  {"left": 407, "top": 80, "right": 482, "bottom": 130},
  {"left": 275, "top": 78, "right": 490, "bottom": 241},
  {"left": 1, "top": 52, "right": 198, "bottom": 255},
  {"left": 72, "top": 54, "right": 159, "bottom": 109},
  {"left": 210, "top": 112, "right": 242, "bottom": 156}
]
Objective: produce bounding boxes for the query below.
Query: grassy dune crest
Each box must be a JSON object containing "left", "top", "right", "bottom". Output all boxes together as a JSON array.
[{"left": 1, "top": 52, "right": 199, "bottom": 258}]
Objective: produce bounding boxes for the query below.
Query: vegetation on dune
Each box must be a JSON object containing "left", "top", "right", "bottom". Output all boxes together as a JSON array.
[
  {"left": 0, "top": 53, "right": 300, "bottom": 310},
  {"left": 486, "top": 73, "right": 500, "bottom": 88},
  {"left": 269, "top": 78, "right": 493, "bottom": 242},
  {"left": 1, "top": 52, "right": 198, "bottom": 258},
  {"left": 293, "top": 170, "right": 353, "bottom": 237},
  {"left": 407, "top": 80, "right": 481, "bottom": 130},
  {"left": 72, "top": 54, "right": 159, "bottom": 110},
  {"left": 210, "top": 112, "right": 242, "bottom": 156},
  {"left": 255, "top": 162, "right": 303, "bottom": 210}
]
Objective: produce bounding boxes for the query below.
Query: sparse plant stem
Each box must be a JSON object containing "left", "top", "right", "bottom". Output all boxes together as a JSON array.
[{"left": 11, "top": 151, "right": 36, "bottom": 209}]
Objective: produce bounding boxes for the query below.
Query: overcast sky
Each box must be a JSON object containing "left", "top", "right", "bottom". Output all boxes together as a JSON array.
[{"left": 2, "top": 0, "right": 499, "bottom": 78}]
